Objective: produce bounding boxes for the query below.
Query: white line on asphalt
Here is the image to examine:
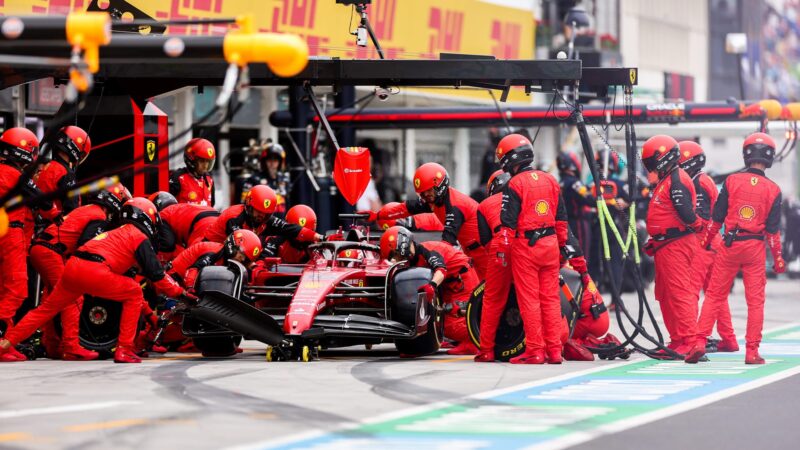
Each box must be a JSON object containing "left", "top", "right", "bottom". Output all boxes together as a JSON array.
[
  {"left": 225, "top": 360, "right": 643, "bottom": 450},
  {"left": 528, "top": 364, "right": 800, "bottom": 450},
  {"left": 0, "top": 401, "right": 141, "bottom": 420}
]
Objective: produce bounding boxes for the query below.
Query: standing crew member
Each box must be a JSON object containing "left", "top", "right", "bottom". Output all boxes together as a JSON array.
[
  {"left": 203, "top": 185, "right": 322, "bottom": 244},
  {"left": 641, "top": 135, "right": 703, "bottom": 358},
  {"left": 0, "top": 198, "right": 190, "bottom": 363},
  {"left": 474, "top": 170, "right": 514, "bottom": 362},
  {"left": 361, "top": 163, "right": 488, "bottom": 279},
  {"left": 170, "top": 138, "right": 216, "bottom": 206},
  {"left": 34, "top": 125, "right": 92, "bottom": 215},
  {"left": 678, "top": 141, "right": 736, "bottom": 352},
  {"left": 30, "top": 183, "right": 131, "bottom": 360},
  {"left": 380, "top": 226, "right": 479, "bottom": 355},
  {"left": 0, "top": 127, "right": 59, "bottom": 340},
  {"left": 686, "top": 133, "right": 784, "bottom": 364},
  {"left": 497, "top": 134, "right": 572, "bottom": 364}
]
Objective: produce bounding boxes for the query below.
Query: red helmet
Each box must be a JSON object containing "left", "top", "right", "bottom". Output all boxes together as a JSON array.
[
  {"left": 486, "top": 169, "right": 511, "bottom": 196},
  {"left": 336, "top": 248, "right": 364, "bottom": 267},
  {"left": 413, "top": 163, "right": 449, "bottom": 201},
  {"left": 53, "top": 125, "right": 91, "bottom": 163},
  {"left": 285, "top": 204, "right": 317, "bottom": 231},
  {"left": 91, "top": 182, "right": 132, "bottom": 216},
  {"left": 556, "top": 152, "right": 582, "bottom": 173},
  {"left": 377, "top": 202, "right": 401, "bottom": 230},
  {"left": 742, "top": 132, "right": 776, "bottom": 168},
  {"left": 121, "top": 197, "right": 160, "bottom": 240},
  {"left": 677, "top": 141, "right": 706, "bottom": 176},
  {"left": 595, "top": 148, "right": 620, "bottom": 174},
  {"left": 184, "top": 138, "right": 216, "bottom": 175},
  {"left": 224, "top": 229, "right": 262, "bottom": 262},
  {"left": 379, "top": 225, "right": 414, "bottom": 261},
  {"left": 641, "top": 135, "right": 680, "bottom": 175},
  {"left": 495, "top": 133, "right": 533, "bottom": 172},
  {"left": 244, "top": 185, "right": 278, "bottom": 216},
  {"left": 0, "top": 127, "right": 39, "bottom": 167},
  {"left": 147, "top": 191, "right": 177, "bottom": 211}
]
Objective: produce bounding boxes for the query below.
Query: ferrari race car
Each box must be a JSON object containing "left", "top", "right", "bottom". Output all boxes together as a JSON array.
[{"left": 181, "top": 217, "right": 444, "bottom": 361}]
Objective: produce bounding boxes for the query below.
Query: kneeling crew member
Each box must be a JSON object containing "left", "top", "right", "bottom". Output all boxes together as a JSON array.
[{"left": 380, "top": 226, "right": 479, "bottom": 355}]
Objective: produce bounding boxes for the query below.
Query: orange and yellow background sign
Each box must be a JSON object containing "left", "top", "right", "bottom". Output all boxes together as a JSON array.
[{"left": 1, "top": 0, "right": 535, "bottom": 102}]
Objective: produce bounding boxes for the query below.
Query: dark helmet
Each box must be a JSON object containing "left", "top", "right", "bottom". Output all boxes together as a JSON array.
[
  {"left": 495, "top": 133, "right": 534, "bottom": 173},
  {"left": 184, "top": 138, "right": 216, "bottom": 176},
  {"left": 742, "top": 132, "right": 776, "bottom": 168},
  {"left": 120, "top": 197, "right": 160, "bottom": 241},
  {"left": 486, "top": 169, "right": 511, "bottom": 196},
  {"left": 595, "top": 148, "right": 620, "bottom": 174},
  {"left": 556, "top": 152, "right": 582, "bottom": 173},
  {"left": 52, "top": 125, "right": 91, "bottom": 163},
  {"left": 0, "top": 127, "right": 39, "bottom": 168},
  {"left": 379, "top": 225, "right": 414, "bottom": 261},
  {"left": 147, "top": 191, "right": 178, "bottom": 211},
  {"left": 90, "top": 182, "right": 132, "bottom": 217},
  {"left": 641, "top": 135, "right": 680, "bottom": 176},
  {"left": 678, "top": 141, "right": 706, "bottom": 176},
  {"left": 260, "top": 142, "right": 286, "bottom": 163}
]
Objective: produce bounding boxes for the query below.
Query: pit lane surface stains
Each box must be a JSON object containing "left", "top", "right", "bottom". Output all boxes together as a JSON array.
[{"left": 237, "top": 325, "right": 800, "bottom": 450}]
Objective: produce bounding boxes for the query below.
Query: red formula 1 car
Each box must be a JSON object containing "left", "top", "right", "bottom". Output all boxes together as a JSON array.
[{"left": 181, "top": 216, "right": 444, "bottom": 361}]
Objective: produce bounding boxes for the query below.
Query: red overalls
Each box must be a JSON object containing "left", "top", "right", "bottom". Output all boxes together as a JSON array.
[
  {"left": 475, "top": 192, "right": 513, "bottom": 353},
  {"left": 695, "top": 168, "right": 782, "bottom": 352},
  {"left": 34, "top": 158, "right": 79, "bottom": 214},
  {"left": 160, "top": 203, "right": 220, "bottom": 247},
  {"left": 379, "top": 188, "right": 489, "bottom": 279},
  {"left": 501, "top": 169, "right": 569, "bottom": 359},
  {"left": 646, "top": 168, "right": 701, "bottom": 353},
  {"left": 168, "top": 241, "right": 224, "bottom": 289},
  {"left": 4, "top": 224, "right": 183, "bottom": 349},
  {"left": 29, "top": 204, "right": 107, "bottom": 353},
  {"left": 412, "top": 241, "right": 479, "bottom": 344},
  {"left": 169, "top": 168, "right": 215, "bottom": 206}
]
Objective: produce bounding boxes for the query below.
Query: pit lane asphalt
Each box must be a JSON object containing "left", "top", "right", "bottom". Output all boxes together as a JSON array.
[{"left": 0, "top": 277, "right": 798, "bottom": 450}]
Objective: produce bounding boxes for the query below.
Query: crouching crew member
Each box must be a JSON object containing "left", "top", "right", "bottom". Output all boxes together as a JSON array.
[
  {"left": 641, "top": 135, "right": 703, "bottom": 359},
  {"left": 203, "top": 185, "right": 322, "bottom": 244},
  {"left": 361, "top": 163, "right": 488, "bottom": 279},
  {"left": 152, "top": 191, "right": 220, "bottom": 248},
  {"left": 0, "top": 198, "right": 190, "bottom": 363},
  {"left": 380, "top": 226, "right": 479, "bottom": 355},
  {"left": 686, "top": 133, "right": 784, "bottom": 364},
  {"left": 262, "top": 204, "right": 318, "bottom": 264},
  {"left": 497, "top": 133, "right": 573, "bottom": 364},
  {"left": 169, "top": 229, "right": 262, "bottom": 291},
  {"left": 30, "top": 183, "right": 131, "bottom": 360}
]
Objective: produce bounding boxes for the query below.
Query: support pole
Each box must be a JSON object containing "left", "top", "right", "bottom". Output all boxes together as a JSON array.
[{"left": 288, "top": 85, "right": 312, "bottom": 207}]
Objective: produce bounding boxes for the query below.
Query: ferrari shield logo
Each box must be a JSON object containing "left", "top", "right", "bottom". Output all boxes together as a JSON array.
[
  {"left": 145, "top": 139, "right": 157, "bottom": 163},
  {"left": 629, "top": 68, "right": 637, "bottom": 84},
  {"left": 264, "top": 199, "right": 272, "bottom": 209},
  {"left": 531, "top": 172, "right": 539, "bottom": 181},
  {"left": 414, "top": 178, "right": 421, "bottom": 189},
  {"left": 299, "top": 217, "right": 307, "bottom": 227},
  {"left": 252, "top": 247, "right": 260, "bottom": 257},
  {"left": 751, "top": 177, "right": 758, "bottom": 186}
]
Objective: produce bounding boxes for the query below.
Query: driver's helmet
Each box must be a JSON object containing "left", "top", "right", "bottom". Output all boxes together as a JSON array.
[{"left": 336, "top": 248, "right": 364, "bottom": 267}]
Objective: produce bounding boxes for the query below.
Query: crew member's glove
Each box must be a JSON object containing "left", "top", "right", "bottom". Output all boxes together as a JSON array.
[
  {"left": 568, "top": 256, "right": 588, "bottom": 275},
  {"left": 773, "top": 256, "right": 787, "bottom": 274},
  {"left": 357, "top": 210, "right": 378, "bottom": 222},
  {"left": 325, "top": 231, "right": 344, "bottom": 241},
  {"left": 417, "top": 281, "right": 437, "bottom": 302},
  {"left": 180, "top": 290, "right": 198, "bottom": 302},
  {"left": 643, "top": 239, "right": 655, "bottom": 257}
]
